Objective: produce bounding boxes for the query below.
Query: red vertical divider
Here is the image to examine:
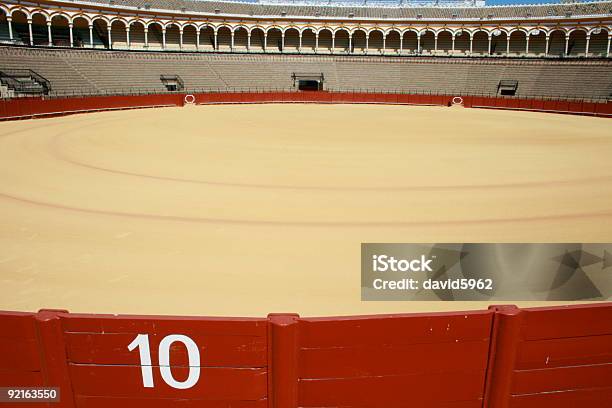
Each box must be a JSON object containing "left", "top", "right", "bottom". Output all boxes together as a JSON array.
[
  {"left": 483, "top": 305, "right": 523, "bottom": 408},
  {"left": 35, "top": 309, "right": 75, "bottom": 408},
  {"left": 268, "top": 314, "right": 299, "bottom": 408}
]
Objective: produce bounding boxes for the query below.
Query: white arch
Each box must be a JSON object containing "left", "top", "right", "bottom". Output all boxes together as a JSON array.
[
  {"left": 265, "top": 25, "right": 283, "bottom": 34},
  {"left": 400, "top": 28, "right": 419, "bottom": 36},
  {"left": 91, "top": 16, "right": 111, "bottom": 25},
  {"left": 180, "top": 22, "right": 198, "bottom": 31},
  {"left": 333, "top": 27, "right": 350, "bottom": 35},
  {"left": 163, "top": 21, "right": 181, "bottom": 30},
  {"left": 71, "top": 14, "right": 92, "bottom": 25},
  {"left": 587, "top": 26, "right": 609, "bottom": 35},
  {"left": 128, "top": 19, "right": 147, "bottom": 28},
  {"left": 385, "top": 28, "right": 401, "bottom": 37},
  {"left": 300, "top": 26, "right": 317, "bottom": 35},
  {"left": 567, "top": 26, "right": 589, "bottom": 35},
  {"left": 28, "top": 9, "right": 50, "bottom": 22},
  {"left": 282, "top": 25, "right": 300, "bottom": 34}
]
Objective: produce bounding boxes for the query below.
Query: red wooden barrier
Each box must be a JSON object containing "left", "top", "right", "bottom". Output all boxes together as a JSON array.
[
  {"left": 0, "top": 304, "right": 610, "bottom": 407},
  {"left": 513, "top": 304, "right": 612, "bottom": 408},
  {"left": 297, "top": 310, "right": 493, "bottom": 408},
  {"left": 0, "top": 94, "right": 184, "bottom": 120},
  {"left": 0, "top": 311, "right": 42, "bottom": 388},
  {"left": 1, "top": 92, "right": 611, "bottom": 121}
]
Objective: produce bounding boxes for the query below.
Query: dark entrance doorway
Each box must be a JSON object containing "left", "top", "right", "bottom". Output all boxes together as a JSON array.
[{"left": 292, "top": 73, "right": 324, "bottom": 91}]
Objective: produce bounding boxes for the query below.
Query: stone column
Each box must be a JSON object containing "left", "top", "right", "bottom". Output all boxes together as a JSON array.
[
  {"left": 213, "top": 29, "right": 217, "bottom": 50},
  {"left": 107, "top": 26, "right": 112, "bottom": 49},
  {"left": 179, "top": 28, "right": 183, "bottom": 50},
  {"left": 365, "top": 33, "right": 369, "bottom": 54},
  {"left": 162, "top": 28, "right": 166, "bottom": 50},
  {"left": 263, "top": 32, "right": 267, "bottom": 52},
  {"left": 299, "top": 32, "right": 302, "bottom": 53},
  {"left": 399, "top": 33, "right": 403, "bottom": 54},
  {"left": 69, "top": 23, "right": 74, "bottom": 47},
  {"left": 382, "top": 34, "right": 386, "bottom": 54},
  {"left": 565, "top": 35, "right": 569, "bottom": 56},
  {"left": 417, "top": 33, "right": 421, "bottom": 54},
  {"left": 246, "top": 31, "right": 250, "bottom": 51},
  {"left": 545, "top": 35, "right": 549, "bottom": 56},
  {"left": 144, "top": 28, "right": 148, "bottom": 48},
  {"left": 469, "top": 35, "right": 473, "bottom": 55},
  {"left": 433, "top": 33, "right": 437, "bottom": 54},
  {"left": 196, "top": 29, "right": 200, "bottom": 50},
  {"left": 348, "top": 33, "right": 352, "bottom": 54},
  {"left": 607, "top": 34, "right": 611, "bottom": 58},
  {"left": 89, "top": 24, "right": 94, "bottom": 48},
  {"left": 126, "top": 26, "right": 130, "bottom": 49},
  {"left": 7, "top": 16, "right": 13, "bottom": 41},
  {"left": 281, "top": 32, "right": 284, "bottom": 52},
  {"left": 585, "top": 34, "right": 590, "bottom": 57},
  {"left": 28, "top": 19, "right": 33, "bottom": 45},
  {"left": 331, "top": 32, "right": 335, "bottom": 54},
  {"left": 47, "top": 21, "right": 52, "bottom": 46},
  {"left": 488, "top": 35, "right": 492, "bottom": 55},
  {"left": 315, "top": 33, "right": 318, "bottom": 53}
]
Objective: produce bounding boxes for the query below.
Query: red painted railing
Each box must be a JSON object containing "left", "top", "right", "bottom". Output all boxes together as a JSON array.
[
  {"left": 1, "top": 92, "right": 610, "bottom": 120},
  {"left": 1, "top": 303, "right": 610, "bottom": 407}
]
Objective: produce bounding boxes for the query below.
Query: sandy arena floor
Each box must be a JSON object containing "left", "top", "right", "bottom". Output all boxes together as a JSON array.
[{"left": 0, "top": 104, "right": 611, "bottom": 316}]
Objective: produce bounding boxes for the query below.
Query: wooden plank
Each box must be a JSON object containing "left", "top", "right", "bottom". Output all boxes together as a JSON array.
[
  {"left": 0, "top": 370, "right": 43, "bottom": 387},
  {"left": 299, "top": 311, "right": 492, "bottom": 348},
  {"left": 299, "top": 339, "right": 489, "bottom": 378},
  {"left": 74, "top": 395, "right": 268, "bottom": 408},
  {"left": 61, "top": 314, "right": 267, "bottom": 337},
  {"left": 510, "top": 386, "right": 612, "bottom": 408},
  {"left": 298, "top": 370, "right": 486, "bottom": 405},
  {"left": 0, "top": 312, "right": 37, "bottom": 340},
  {"left": 512, "top": 364, "right": 612, "bottom": 395},
  {"left": 516, "top": 335, "right": 612, "bottom": 369},
  {"left": 0, "top": 337, "right": 40, "bottom": 371},
  {"left": 65, "top": 332, "right": 266, "bottom": 367},
  {"left": 300, "top": 400, "right": 482, "bottom": 408},
  {"left": 521, "top": 304, "right": 612, "bottom": 340},
  {"left": 69, "top": 364, "right": 267, "bottom": 400}
]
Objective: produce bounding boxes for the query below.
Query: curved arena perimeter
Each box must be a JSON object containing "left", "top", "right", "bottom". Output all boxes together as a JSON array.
[{"left": 0, "top": 103, "right": 611, "bottom": 316}]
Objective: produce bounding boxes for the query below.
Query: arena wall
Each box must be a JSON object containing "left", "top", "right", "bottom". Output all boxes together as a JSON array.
[
  {"left": 1, "top": 303, "right": 610, "bottom": 407},
  {"left": 1, "top": 91, "right": 611, "bottom": 120}
]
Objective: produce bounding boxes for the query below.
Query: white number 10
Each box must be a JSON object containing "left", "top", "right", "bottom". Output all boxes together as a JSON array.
[{"left": 128, "top": 333, "right": 201, "bottom": 389}]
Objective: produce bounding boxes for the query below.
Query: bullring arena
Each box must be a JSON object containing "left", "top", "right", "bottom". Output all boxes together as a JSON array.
[
  {"left": 1, "top": 103, "right": 612, "bottom": 316},
  {"left": 0, "top": 0, "right": 611, "bottom": 407}
]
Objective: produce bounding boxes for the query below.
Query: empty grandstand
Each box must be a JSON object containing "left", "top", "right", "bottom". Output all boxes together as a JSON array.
[
  {"left": 0, "top": 0, "right": 610, "bottom": 103},
  {"left": 1, "top": 45, "right": 610, "bottom": 100}
]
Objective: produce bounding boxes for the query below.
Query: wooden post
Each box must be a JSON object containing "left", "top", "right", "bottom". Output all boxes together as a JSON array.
[
  {"left": 35, "top": 309, "right": 76, "bottom": 408},
  {"left": 268, "top": 313, "right": 299, "bottom": 408},
  {"left": 483, "top": 305, "right": 523, "bottom": 408}
]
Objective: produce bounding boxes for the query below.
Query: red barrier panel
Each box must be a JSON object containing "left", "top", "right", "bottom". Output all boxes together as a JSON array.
[
  {"left": 0, "top": 94, "right": 184, "bottom": 120},
  {"left": 1, "top": 93, "right": 611, "bottom": 120},
  {"left": 484, "top": 303, "right": 612, "bottom": 408},
  {"left": 0, "top": 304, "right": 611, "bottom": 407},
  {"left": 297, "top": 310, "right": 492, "bottom": 408},
  {"left": 0, "top": 311, "right": 42, "bottom": 388}
]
